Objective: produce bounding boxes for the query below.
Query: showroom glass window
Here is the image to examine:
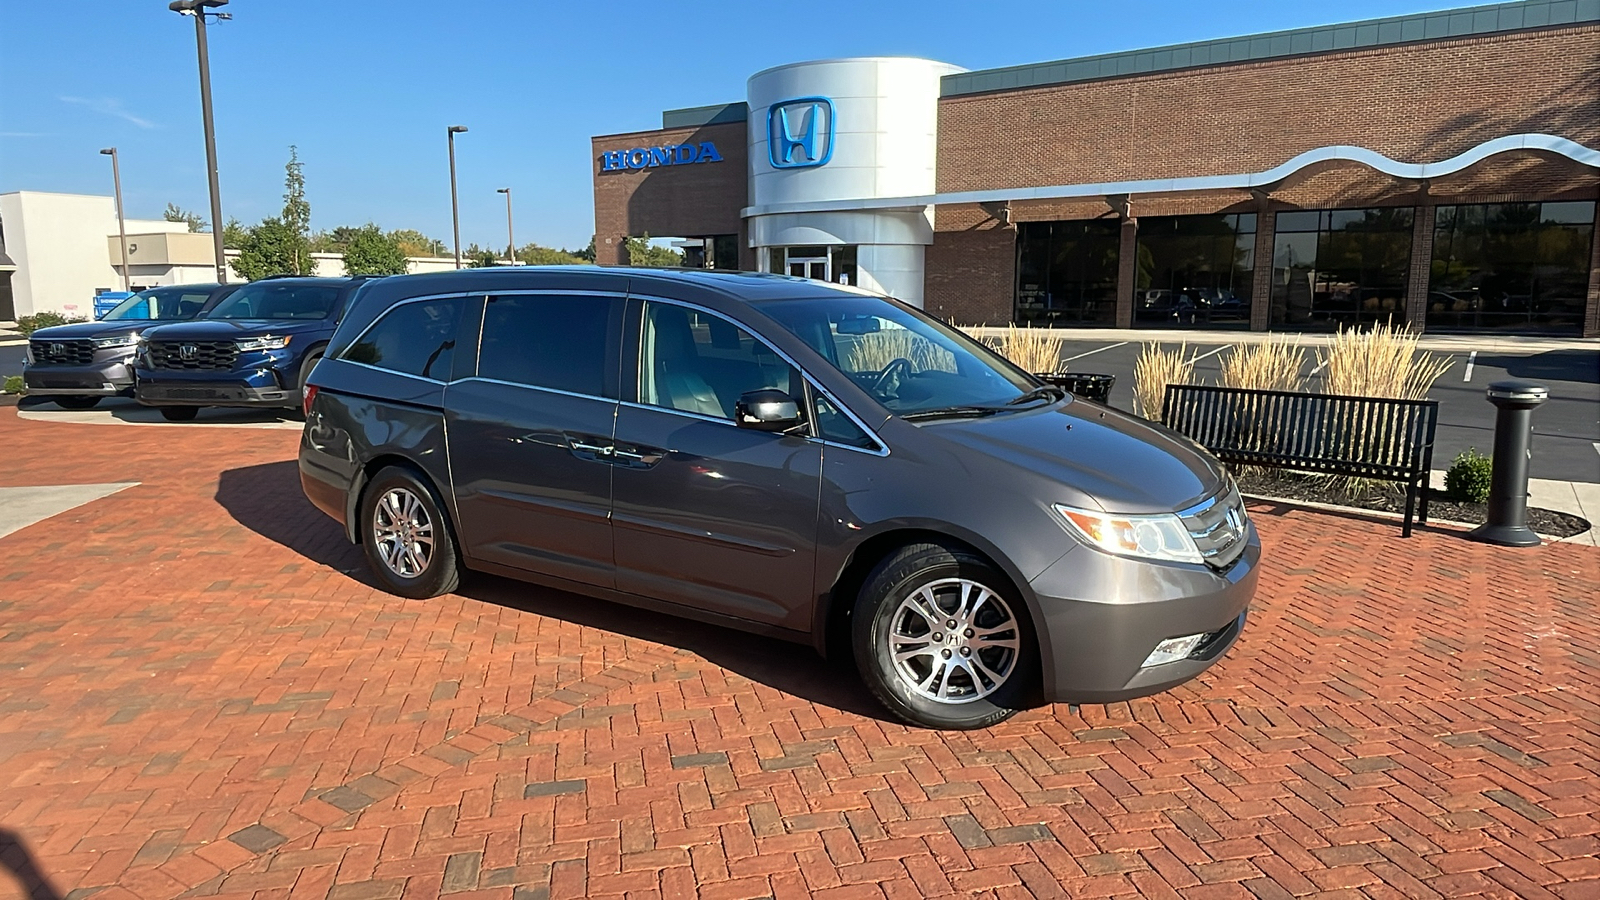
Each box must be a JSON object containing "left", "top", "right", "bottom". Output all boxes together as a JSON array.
[
  {"left": 342, "top": 298, "right": 465, "bottom": 380},
  {"left": 1134, "top": 213, "right": 1256, "bottom": 330},
  {"left": 478, "top": 294, "right": 616, "bottom": 397},
  {"left": 1270, "top": 208, "right": 1414, "bottom": 329},
  {"left": 1428, "top": 201, "right": 1595, "bottom": 334},
  {"left": 1014, "top": 220, "right": 1120, "bottom": 326}
]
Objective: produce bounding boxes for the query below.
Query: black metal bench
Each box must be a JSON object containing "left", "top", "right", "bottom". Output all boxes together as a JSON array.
[
  {"left": 1036, "top": 372, "right": 1115, "bottom": 403},
  {"left": 1162, "top": 384, "right": 1440, "bottom": 536}
]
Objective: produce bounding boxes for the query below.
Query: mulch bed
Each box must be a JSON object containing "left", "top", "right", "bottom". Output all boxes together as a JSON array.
[{"left": 1237, "top": 469, "right": 1592, "bottom": 539}]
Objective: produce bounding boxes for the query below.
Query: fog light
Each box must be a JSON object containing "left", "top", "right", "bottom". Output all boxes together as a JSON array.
[{"left": 1141, "top": 633, "right": 1205, "bottom": 667}]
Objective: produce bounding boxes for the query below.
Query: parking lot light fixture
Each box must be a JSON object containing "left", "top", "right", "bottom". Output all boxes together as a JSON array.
[
  {"left": 100, "top": 148, "right": 130, "bottom": 292},
  {"left": 448, "top": 126, "right": 468, "bottom": 269},
  {"left": 169, "top": 0, "right": 230, "bottom": 282},
  {"left": 497, "top": 188, "right": 515, "bottom": 265}
]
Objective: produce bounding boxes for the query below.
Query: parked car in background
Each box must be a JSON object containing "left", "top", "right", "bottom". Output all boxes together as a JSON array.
[
  {"left": 299, "top": 268, "right": 1259, "bottom": 730},
  {"left": 23, "top": 283, "right": 234, "bottom": 409},
  {"left": 134, "top": 276, "right": 370, "bottom": 421}
]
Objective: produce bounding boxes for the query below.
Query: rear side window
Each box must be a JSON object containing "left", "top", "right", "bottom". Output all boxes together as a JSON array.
[
  {"left": 478, "top": 294, "right": 614, "bottom": 396},
  {"left": 343, "top": 298, "right": 465, "bottom": 380}
]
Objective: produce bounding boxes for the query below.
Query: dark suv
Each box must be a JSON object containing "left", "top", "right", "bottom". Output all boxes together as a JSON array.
[
  {"left": 135, "top": 276, "right": 368, "bottom": 421},
  {"left": 299, "top": 268, "right": 1259, "bottom": 730},
  {"left": 23, "top": 283, "right": 234, "bottom": 409}
]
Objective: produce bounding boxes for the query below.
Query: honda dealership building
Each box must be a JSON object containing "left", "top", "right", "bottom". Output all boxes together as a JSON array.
[{"left": 592, "top": 0, "right": 1599, "bottom": 336}]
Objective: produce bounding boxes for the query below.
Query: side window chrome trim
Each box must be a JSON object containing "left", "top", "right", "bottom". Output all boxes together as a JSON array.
[
  {"left": 339, "top": 291, "right": 480, "bottom": 377},
  {"left": 627, "top": 293, "right": 890, "bottom": 456},
  {"left": 459, "top": 376, "right": 616, "bottom": 405},
  {"left": 335, "top": 359, "right": 447, "bottom": 386}
]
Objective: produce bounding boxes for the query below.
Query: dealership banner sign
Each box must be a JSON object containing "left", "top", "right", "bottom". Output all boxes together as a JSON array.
[{"left": 600, "top": 142, "right": 724, "bottom": 172}]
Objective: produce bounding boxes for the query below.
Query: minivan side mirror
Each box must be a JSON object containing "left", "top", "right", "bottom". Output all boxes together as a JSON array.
[{"left": 735, "top": 389, "right": 802, "bottom": 432}]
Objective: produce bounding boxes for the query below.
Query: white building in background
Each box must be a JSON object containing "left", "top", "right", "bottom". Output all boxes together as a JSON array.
[{"left": 0, "top": 190, "right": 462, "bottom": 321}]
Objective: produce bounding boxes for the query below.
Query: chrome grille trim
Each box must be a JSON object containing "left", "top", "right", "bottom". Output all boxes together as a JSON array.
[{"left": 1178, "top": 484, "right": 1248, "bottom": 568}]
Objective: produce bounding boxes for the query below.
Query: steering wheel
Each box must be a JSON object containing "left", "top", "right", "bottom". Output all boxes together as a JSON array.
[{"left": 871, "top": 357, "right": 914, "bottom": 399}]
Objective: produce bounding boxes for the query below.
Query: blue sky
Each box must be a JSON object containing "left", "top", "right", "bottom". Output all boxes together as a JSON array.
[{"left": 1, "top": 0, "right": 1468, "bottom": 252}]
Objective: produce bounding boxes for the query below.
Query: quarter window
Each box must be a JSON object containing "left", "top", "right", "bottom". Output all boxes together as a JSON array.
[
  {"left": 638, "top": 302, "right": 802, "bottom": 421},
  {"left": 479, "top": 294, "right": 615, "bottom": 396},
  {"left": 343, "top": 298, "right": 465, "bottom": 380}
]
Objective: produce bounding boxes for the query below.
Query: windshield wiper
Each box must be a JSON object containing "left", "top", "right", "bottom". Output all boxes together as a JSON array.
[
  {"left": 901, "top": 405, "right": 1007, "bottom": 422},
  {"left": 1006, "top": 384, "right": 1068, "bottom": 406}
]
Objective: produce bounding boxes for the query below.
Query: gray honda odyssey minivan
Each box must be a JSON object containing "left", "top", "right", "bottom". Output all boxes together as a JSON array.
[{"left": 299, "top": 268, "right": 1259, "bottom": 729}]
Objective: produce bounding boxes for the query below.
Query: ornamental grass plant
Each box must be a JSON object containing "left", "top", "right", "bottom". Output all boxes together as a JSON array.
[
  {"left": 1318, "top": 322, "right": 1453, "bottom": 401},
  {"left": 1218, "top": 336, "right": 1308, "bottom": 394},
  {"left": 843, "top": 327, "right": 959, "bottom": 374},
  {"left": 981, "top": 325, "right": 1065, "bottom": 375},
  {"left": 1133, "top": 342, "right": 1194, "bottom": 423}
]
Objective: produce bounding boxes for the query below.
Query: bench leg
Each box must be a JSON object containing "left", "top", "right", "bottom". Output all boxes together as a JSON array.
[
  {"left": 1418, "top": 476, "right": 1431, "bottom": 525},
  {"left": 1402, "top": 481, "right": 1417, "bottom": 538}
]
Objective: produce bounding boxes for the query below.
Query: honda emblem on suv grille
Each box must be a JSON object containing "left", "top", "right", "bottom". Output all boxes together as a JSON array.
[
  {"left": 179, "top": 344, "right": 199, "bottom": 360},
  {"left": 49, "top": 343, "right": 66, "bottom": 357}
]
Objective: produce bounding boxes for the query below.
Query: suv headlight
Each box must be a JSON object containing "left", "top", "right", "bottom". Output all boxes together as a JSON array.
[
  {"left": 1053, "top": 503, "right": 1203, "bottom": 565},
  {"left": 93, "top": 333, "right": 139, "bottom": 349},
  {"left": 237, "top": 335, "right": 292, "bottom": 351}
]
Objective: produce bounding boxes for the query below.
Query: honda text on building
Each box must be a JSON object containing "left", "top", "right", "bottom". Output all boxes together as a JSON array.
[
  {"left": 134, "top": 276, "right": 369, "bottom": 421},
  {"left": 23, "top": 283, "right": 235, "bottom": 409},
  {"left": 298, "top": 268, "right": 1259, "bottom": 730}
]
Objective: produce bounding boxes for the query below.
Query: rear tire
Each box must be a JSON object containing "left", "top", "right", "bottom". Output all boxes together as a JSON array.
[
  {"left": 852, "top": 543, "right": 1037, "bottom": 730},
  {"left": 158, "top": 406, "right": 199, "bottom": 421},
  {"left": 360, "top": 466, "right": 461, "bottom": 599},
  {"left": 54, "top": 396, "right": 100, "bottom": 410}
]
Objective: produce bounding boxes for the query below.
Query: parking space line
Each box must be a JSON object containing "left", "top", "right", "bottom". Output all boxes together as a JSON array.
[
  {"left": 1062, "top": 341, "right": 1128, "bottom": 362},
  {"left": 1188, "top": 345, "right": 1231, "bottom": 364},
  {"left": 1464, "top": 350, "right": 1477, "bottom": 382},
  {"left": 1309, "top": 360, "right": 1329, "bottom": 376}
]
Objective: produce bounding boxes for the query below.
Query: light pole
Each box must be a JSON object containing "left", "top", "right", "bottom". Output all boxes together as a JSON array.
[
  {"left": 447, "top": 125, "right": 468, "bottom": 269},
  {"left": 169, "top": 0, "right": 231, "bottom": 282},
  {"left": 496, "top": 187, "right": 515, "bottom": 265},
  {"left": 100, "top": 148, "right": 130, "bottom": 291}
]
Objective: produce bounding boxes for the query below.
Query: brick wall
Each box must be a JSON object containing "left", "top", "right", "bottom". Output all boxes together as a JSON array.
[
  {"left": 925, "top": 215, "right": 1014, "bottom": 324},
  {"left": 591, "top": 122, "right": 747, "bottom": 266}
]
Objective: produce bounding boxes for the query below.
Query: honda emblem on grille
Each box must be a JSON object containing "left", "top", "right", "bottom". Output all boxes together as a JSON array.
[
  {"left": 179, "top": 344, "right": 199, "bottom": 360},
  {"left": 49, "top": 343, "right": 66, "bottom": 357}
]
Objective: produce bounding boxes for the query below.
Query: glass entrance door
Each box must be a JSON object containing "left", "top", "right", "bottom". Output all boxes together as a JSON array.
[{"left": 787, "top": 255, "right": 829, "bottom": 280}]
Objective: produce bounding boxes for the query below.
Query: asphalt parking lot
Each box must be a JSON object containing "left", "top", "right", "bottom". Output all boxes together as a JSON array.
[
  {"left": 1041, "top": 339, "right": 1600, "bottom": 484},
  {"left": 2, "top": 396, "right": 1599, "bottom": 900}
]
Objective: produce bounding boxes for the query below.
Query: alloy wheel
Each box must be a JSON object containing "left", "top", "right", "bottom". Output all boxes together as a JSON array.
[
  {"left": 887, "top": 578, "right": 1020, "bottom": 703},
  {"left": 371, "top": 487, "right": 434, "bottom": 579}
]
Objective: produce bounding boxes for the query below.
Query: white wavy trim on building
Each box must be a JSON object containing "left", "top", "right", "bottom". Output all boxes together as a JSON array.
[{"left": 740, "top": 133, "right": 1600, "bottom": 218}]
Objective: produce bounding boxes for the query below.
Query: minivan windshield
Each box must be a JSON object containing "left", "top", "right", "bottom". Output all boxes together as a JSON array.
[
  {"left": 205, "top": 282, "right": 341, "bottom": 320},
  {"left": 757, "top": 293, "right": 1039, "bottom": 416},
  {"left": 102, "top": 286, "right": 216, "bottom": 321}
]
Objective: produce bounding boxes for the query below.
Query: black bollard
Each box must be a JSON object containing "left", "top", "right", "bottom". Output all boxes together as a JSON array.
[{"left": 1468, "top": 380, "right": 1548, "bottom": 547}]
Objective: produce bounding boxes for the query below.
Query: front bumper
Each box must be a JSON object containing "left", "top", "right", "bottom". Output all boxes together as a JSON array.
[
  {"left": 1029, "top": 524, "right": 1260, "bottom": 704},
  {"left": 134, "top": 350, "right": 300, "bottom": 408},
  {"left": 23, "top": 360, "right": 136, "bottom": 396}
]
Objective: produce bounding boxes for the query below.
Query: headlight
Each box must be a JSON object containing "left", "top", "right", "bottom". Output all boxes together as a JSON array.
[
  {"left": 1053, "top": 503, "right": 1203, "bottom": 564},
  {"left": 93, "top": 333, "right": 139, "bottom": 349},
  {"left": 237, "top": 335, "right": 292, "bottom": 351}
]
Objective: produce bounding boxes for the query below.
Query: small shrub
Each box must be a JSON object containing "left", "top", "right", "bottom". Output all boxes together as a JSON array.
[
  {"left": 3, "top": 375, "right": 22, "bottom": 394},
  {"left": 1132, "top": 342, "right": 1194, "bottom": 422},
  {"left": 1219, "top": 336, "right": 1308, "bottom": 393},
  {"left": 16, "top": 312, "right": 84, "bottom": 336},
  {"left": 1445, "top": 448, "right": 1493, "bottom": 503},
  {"left": 981, "top": 325, "right": 1065, "bottom": 375}
]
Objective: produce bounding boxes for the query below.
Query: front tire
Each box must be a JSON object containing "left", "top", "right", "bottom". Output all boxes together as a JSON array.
[
  {"left": 360, "top": 466, "right": 461, "bottom": 599},
  {"left": 54, "top": 396, "right": 101, "bottom": 410},
  {"left": 158, "top": 406, "right": 199, "bottom": 421},
  {"left": 853, "top": 543, "right": 1037, "bottom": 730}
]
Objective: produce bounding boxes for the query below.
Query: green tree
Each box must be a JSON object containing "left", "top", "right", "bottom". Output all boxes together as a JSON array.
[
  {"left": 342, "top": 224, "right": 408, "bottom": 276},
  {"left": 515, "top": 242, "right": 592, "bottom": 266},
  {"left": 389, "top": 229, "right": 447, "bottom": 258},
  {"left": 463, "top": 244, "right": 500, "bottom": 268},
  {"left": 624, "top": 234, "right": 683, "bottom": 267},
  {"left": 280, "top": 145, "right": 314, "bottom": 275},
  {"left": 222, "top": 217, "right": 249, "bottom": 250},
  {"left": 574, "top": 237, "right": 596, "bottom": 262},
  {"left": 230, "top": 218, "right": 307, "bottom": 281},
  {"left": 163, "top": 203, "right": 208, "bottom": 233}
]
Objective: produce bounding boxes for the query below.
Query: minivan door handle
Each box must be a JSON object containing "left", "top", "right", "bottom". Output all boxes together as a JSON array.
[
  {"left": 566, "top": 434, "right": 614, "bottom": 462},
  {"left": 611, "top": 443, "right": 665, "bottom": 469}
]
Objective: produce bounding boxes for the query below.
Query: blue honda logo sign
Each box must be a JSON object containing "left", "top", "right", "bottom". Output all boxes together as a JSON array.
[
  {"left": 599, "top": 142, "right": 724, "bottom": 173},
  {"left": 768, "top": 97, "right": 834, "bottom": 169}
]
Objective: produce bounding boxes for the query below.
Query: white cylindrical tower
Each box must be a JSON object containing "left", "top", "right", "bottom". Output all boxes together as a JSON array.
[{"left": 746, "top": 57, "right": 962, "bottom": 307}]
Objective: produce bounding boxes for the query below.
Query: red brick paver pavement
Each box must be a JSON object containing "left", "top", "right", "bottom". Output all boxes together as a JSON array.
[{"left": 0, "top": 408, "right": 1596, "bottom": 900}]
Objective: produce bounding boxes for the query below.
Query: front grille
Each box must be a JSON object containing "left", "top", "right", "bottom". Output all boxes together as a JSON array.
[
  {"left": 1180, "top": 484, "right": 1248, "bottom": 569},
  {"left": 149, "top": 340, "right": 239, "bottom": 371},
  {"left": 29, "top": 339, "right": 95, "bottom": 366}
]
